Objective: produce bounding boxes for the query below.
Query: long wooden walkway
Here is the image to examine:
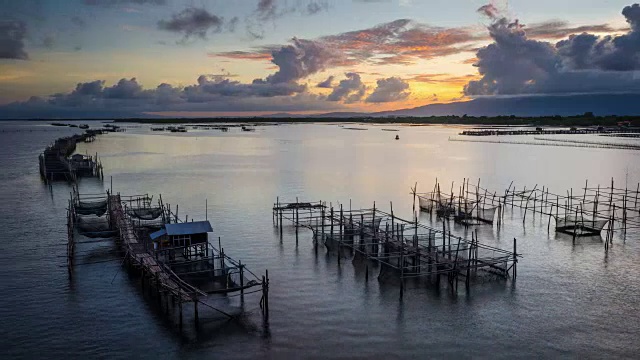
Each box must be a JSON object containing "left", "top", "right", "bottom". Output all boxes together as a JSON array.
[
  {"left": 67, "top": 191, "right": 269, "bottom": 326},
  {"left": 108, "top": 194, "right": 203, "bottom": 303}
]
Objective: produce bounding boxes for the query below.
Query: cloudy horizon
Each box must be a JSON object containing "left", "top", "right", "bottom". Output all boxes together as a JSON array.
[{"left": 1, "top": 0, "right": 639, "bottom": 118}]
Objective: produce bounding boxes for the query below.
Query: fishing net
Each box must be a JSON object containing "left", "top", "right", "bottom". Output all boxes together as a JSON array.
[
  {"left": 556, "top": 215, "right": 608, "bottom": 233},
  {"left": 76, "top": 214, "right": 114, "bottom": 238},
  {"left": 75, "top": 199, "right": 108, "bottom": 216},
  {"left": 476, "top": 206, "right": 498, "bottom": 223},
  {"left": 418, "top": 196, "right": 433, "bottom": 211},
  {"left": 126, "top": 207, "right": 163, "bottom": 220}
]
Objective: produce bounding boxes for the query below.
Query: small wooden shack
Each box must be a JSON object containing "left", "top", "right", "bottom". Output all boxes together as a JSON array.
[{"left": 150, "top": 221, "right": 213, "bottom": 260}]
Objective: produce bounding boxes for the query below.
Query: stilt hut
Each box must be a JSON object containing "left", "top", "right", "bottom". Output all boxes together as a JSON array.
[{"left": 151, "top": 221, "right": 213, "bottom": 261}]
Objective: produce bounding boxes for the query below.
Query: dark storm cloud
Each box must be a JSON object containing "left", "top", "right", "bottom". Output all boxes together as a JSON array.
[
  {"left": 556, "top": 4, "right": 640, "bottom": 71},
  {"left": 0, "top": 20, "right": 28, "bottom": 60},
  {"left": 266, "top": 38, "right": 340, "bottom": 83},
  {"left": 73, "top": 80, "right": 105, "bottom": 96},
  {"left": 317, "top": 76, "right": 334, "bottom": 88},
  {"left": 365, "top": 77, "right": 410, "bottom": 103},
  {"left": 327, "top": 73, "right": 366, "bottom": 103},
  {"left": 158, "top": 7, "right": 224, "bottom": 40},
  {"left": 525, "top": 21, "right": 618, "bottom": 40},
  {"left": 103, "top": 78, "right": 148, "bottom": 99},
  {"left": 48, "top": 80, "right": 105, "bottom": 106},
  {"left": 187, "top": 75, "right": 305, "bottom": 99},
  {"left": 464, "top": 3, "right": 640, "bottom": 96},
  {"left": 0, "top": 77, "right": 340, "bottom": 118}
]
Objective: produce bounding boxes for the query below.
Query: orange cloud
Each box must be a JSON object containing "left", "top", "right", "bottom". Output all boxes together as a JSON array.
[{"left": 208, "top": 18, "right": 623, "bottom": 70}]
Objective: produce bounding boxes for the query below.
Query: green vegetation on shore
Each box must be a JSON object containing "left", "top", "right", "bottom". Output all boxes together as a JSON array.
[{"left": 112, "top": 113, "right": 639, "bottom": 127}]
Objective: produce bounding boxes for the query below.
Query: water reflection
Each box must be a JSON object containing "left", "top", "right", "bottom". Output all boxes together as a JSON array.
[{"left": 0, "top": 121, "right": 639, "bottom": 358}]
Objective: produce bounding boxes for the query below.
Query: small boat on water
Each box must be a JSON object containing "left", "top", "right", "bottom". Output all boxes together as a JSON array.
[
  {"left": 241, "top": 126, "right": 255, "bottom": 132},
  {"left": 171, "top": 126, "right": 187, "bottom": 133},
  {"left": 151, "top": 127, "right": 165, "bottom": 131}
]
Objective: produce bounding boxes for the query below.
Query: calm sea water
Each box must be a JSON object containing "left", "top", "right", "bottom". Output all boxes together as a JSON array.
[{"left": 0, "top": 121, "right": 639, "bottom": 359}]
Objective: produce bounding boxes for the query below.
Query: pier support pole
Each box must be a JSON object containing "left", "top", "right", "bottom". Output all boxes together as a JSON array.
[
  {"left": 513, "top": 238, "right": 517, "bottom": 281},
  {"left": 177, "top": 288, "right": 183, "bottom": 328},
  {"left": 264, "top": 270, "right": 270, "bottom": 320},
  {"left": 320, "top": 205, "right": 325, "bottom": 245},
  {"left": 239, "top": 261, "right": 245, "bottom": 304},
  {"left": 400, "top": 250, "right": 404, "bottom": 300},
  {"left": 194, "top": 297, "right": 199, "bottom": 325}
]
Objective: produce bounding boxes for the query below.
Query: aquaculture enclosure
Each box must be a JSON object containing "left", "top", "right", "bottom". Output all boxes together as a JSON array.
[
  {"left": 273, "top": 198, "right": 518, "bottom": 297},
  {"left": 66, "top": 189, "right": 269, "bottom": 327}
]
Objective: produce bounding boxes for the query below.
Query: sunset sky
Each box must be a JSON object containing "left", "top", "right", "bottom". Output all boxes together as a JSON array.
[{"left": 1, "top": 0, "right": 639, "bottom": 117}]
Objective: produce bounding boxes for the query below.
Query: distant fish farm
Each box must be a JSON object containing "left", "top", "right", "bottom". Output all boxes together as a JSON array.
[
  {"left": 415, "top": 178, "right": 639, "bottom": 250},
  {"left": 459, "top": 126, "right": 640, "bottom": 136},
  {"left": 39, "top": 130, "right": 105, "bottom": 183}
]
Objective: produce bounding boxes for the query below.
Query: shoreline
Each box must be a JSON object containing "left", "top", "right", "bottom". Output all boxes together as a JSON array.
[
  {"left": 2, "top": 115, "right": 638, "bottom": 128},
  {"left": 114, "top": 115, "right": 638, "bottom": 127}
]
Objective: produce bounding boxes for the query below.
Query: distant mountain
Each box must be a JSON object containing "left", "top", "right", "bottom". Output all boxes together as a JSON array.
[
  {"left": 373, "top": 94, "right": 640, "bottom": 117},
  {"left": 3, "top": 93, "right": 640, "bottom": 120}
]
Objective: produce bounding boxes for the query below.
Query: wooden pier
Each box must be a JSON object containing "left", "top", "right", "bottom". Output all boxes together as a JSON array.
[
  {"left": 273, "top": 198, "right": 518, "bottom": 297},
  {"left": 459, "top": 127, "right": 640, "bottom": 136},
  {"left": 66, "top": 190, "right": 269, "bottom": 327},
  {"left": 39, "top": 130, "right": 105, "bottom": 184}
]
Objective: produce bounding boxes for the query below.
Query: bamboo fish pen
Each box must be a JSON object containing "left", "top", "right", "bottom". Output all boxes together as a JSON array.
[{"left": 273, "top": 198, "right": 519, "bottom": 297}]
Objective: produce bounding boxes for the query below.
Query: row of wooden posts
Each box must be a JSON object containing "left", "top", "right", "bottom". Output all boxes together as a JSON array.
[{"left": 273, "top": 197, "right": 518, "bottom": 298}]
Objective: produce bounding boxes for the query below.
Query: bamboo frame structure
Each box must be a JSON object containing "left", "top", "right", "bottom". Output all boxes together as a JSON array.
[
  {"left": 413, "top": 178, "right": 639, "bottom": 251},
  {"left": 503, "top": 179, "right": 640, "bottom": 248},
  {"left": 66, "top": 191, "right": 270, "bottom": 327},
  {"left": 39, "top": 130, "right": 105, "bottom": 184},
  {"left": 273, "top": 198, "right": 519, "bottom": 297},
  {"left": 413, "top": 178, "right": 503, "bottom": 226}
]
